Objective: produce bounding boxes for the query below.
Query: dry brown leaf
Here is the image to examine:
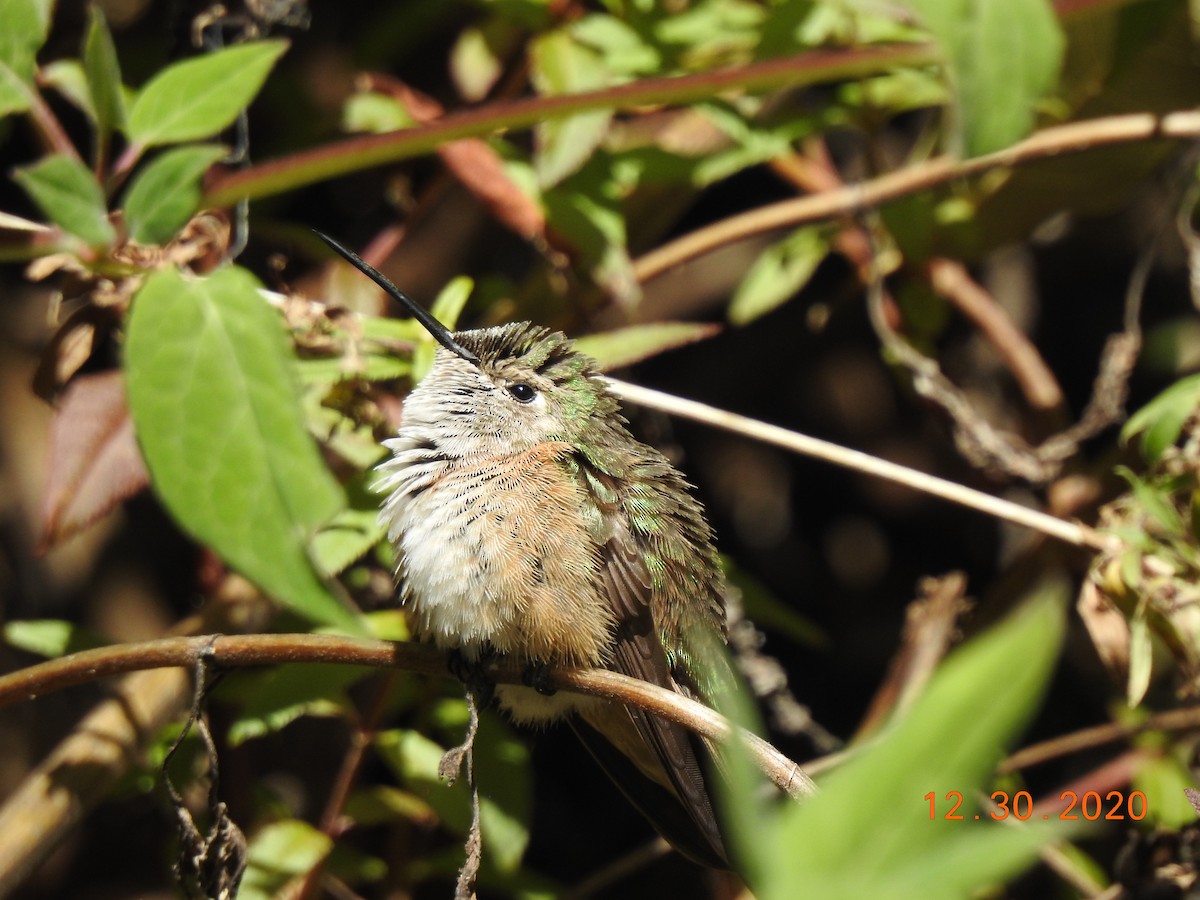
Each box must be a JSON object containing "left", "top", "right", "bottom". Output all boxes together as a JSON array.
[
  {"left": 40, "top": 370, "right": 149, "bottom": 549},
  {"left": 375, "top": 76, "right": 546, "bottom": 242}
]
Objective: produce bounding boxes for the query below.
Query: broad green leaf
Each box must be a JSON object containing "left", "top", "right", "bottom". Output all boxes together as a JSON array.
[
  {"left": 13, "top": 154, "right": 115, "bottom": 247},
  {"left": 729, "top": 227, "right": 829, "bottom": 325},
  {"left": 529, "top": 30, "right": 613, "bottom": 187},
  {"left": 124, "top": 265, "right": 359, "bottom": 630},
  {"left": 574, "top": 322, "right": 721, "bottom": 371},
  {"left": 377, "top": 714, "right": 532, "bottom": 873},
  {"left": 898, "top": 0, "right": 1064, "bottom": 156},
  {"left": 84, "top": 5, "right": 126, "bottom": 135},
  {"left": 127, "top": 39, "right": 288, "bottom": 147},
  {"left": 733, "top": 583, "right": 1068, "bottom": 899},
  {"left": 240, "top": 820, "right": 332, "bottom": 900},
  {"left": 41, "top": 60, "right": 95, "bottom": 122},
  {"left": 3, "top": 619, "right": 107, "bottom": 657},
  {"left": 122, "top": 144, "right": 227, "bottom": 244},
  {"left": 0, "top": 0, "right": 52, "bottom": 117},
  {"left": 1121, "top": 373, "right": 1200, "bottom": 462}
]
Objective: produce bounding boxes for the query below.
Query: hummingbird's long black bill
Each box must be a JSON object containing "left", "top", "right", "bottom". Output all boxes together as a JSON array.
[{"left": 313, "top": 229, "right": 481, "bottom": 365}]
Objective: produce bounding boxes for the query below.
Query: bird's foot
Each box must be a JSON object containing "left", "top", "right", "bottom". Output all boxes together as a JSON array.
[
  {"left": 522, "top": 662, "right": 557, "bottom": 697},
  {"left": 447, "top": 648, "right": 496, "bottom": 707}
]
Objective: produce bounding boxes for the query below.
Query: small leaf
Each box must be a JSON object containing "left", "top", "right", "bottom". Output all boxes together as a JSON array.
[
  {"left": 543, "top": 186, "right": 639, "bottom": 305},
  {"left": 122, "top": 144, "right": 227, "bottom": 244},
  {"left": 124, "top": 265, "right": 359, "bottom": 630},
  {"left": 376, "top": 713, "right": 532, "bottom": 873},
  {"left": 1127, "top": 606, "right": 1153, "bottom": 707},
  {"left": 343, "top": 785, "right": 435, "bottom": 827},
  {"left": 574, "top": 321, "right": 721, "bottom": 371},
  {"left": 570, "top": 13, "right": 661, "bottom": 76},
  {"left": 3, "top": 619, "right": 107, "bottom": 657},
  {"left": 729, "top": 227, "right": 830, "bottom": 325},
  {"left": 13, "top": 154, "right": 115, "bottom": 247},
  {"left": 127, "top": 40, "right": 289, "bottom": 147},
  {"left": 428, "top": 276, "right": 474, "bottom": 331},
  {"left": 311, "top": 504, "right": 385, "bottom": 578},
  {"left": 386, "top": 82, "right": 546, "bottom": 241},
  {"left": 84, "top": 5, "right": 127, "bottom": 135},
  {"left": 897, "top": 0, "right": 1064, "bottom": 156},
  {"left": 529, "top": 29, "right": 613, "bottom": 187},
  {"left": 222, "top": 664, "right": 367, "bottom": 745},
  {"left": 1133, "top": 755, "right": 1198, "bottom": 830},
  {"left": 40, "top": 371, "right": 149, "bottom": 548},
  {"left": 450, "top": 20, "right": 516, "bottom": 102},
  {"left": 240, "top": 820, "right": 331, "bottom": 900},
  {"left": 41, "top": 60, "right": 96, "bottom": 122},
  {"left": 0, "top": 0, "right": 52, "bottom": 117},
  {"left": 1121, "top": 373, "right": 1200, "bottom": 462},
  {"left": 342, "top": 91, "right": 413, "bottom": 133}
]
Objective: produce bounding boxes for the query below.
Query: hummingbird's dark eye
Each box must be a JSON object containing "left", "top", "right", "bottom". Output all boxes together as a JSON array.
[{"left": 506, "top": 382, "right": 537, "bottom": 403}]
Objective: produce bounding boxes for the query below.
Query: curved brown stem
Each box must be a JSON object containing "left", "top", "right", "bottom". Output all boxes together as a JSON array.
[{"left": 0, "top": 632, "right": 815, "bottom": 800}]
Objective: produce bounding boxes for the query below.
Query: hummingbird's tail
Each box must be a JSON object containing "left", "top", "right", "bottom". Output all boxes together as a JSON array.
[{"left": 572, "top": 701, "right": 729, "bottom": 869}]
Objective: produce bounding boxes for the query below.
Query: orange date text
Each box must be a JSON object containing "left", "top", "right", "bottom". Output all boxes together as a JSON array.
[{"left": 925, "top": 790, "right": 1147, "bottom": 822}]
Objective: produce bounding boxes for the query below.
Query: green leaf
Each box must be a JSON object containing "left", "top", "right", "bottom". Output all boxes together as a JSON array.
[
  {"left": 122, "top": 144, "right": 227, "bottom": 244},
  {"left": 729, "top": 227, "right": 830, "bottom": 325},
  {"left": 1121, "top": 373, "right": 1200, "bottom": 462},
  {"left": 1115, "top": 466, "right": 1185, "bottom": 535},
  {"left": 240, "top": 820, "right": 332, "bottom": 900},
  {"left": 127, "top": 39, "right": 289, "bottom": 147},
  {"left": 84, "top": 5, "right": 126, "bottom": 135},
  {"left": 574, "top": 322, "right": 721, "bottom": 371},
  {"left": 529, "top": 30, "right": 614, "bottom": 187},
  {"left": 733, "top": 583, "right": 1068, "bottom": 899},
  {"left": 12, "top": 154, "right": 115, "bottom": 247},
  {"left": 41, "top": 60, "right": 95, "bottom": 122},
  {"left": 341, "top": 90, "right": 414, "bottom": 134},
  {"left": 222, "top": 664, "right": 368, "bottom": 745},
  {"left": 570, "top": 13, "right": 661, "bottom": 76},
  {"left": 428, "top": 276, "right": 474, "bottom": 330},
  {"left": 1127, "top": 606, "right": 1153, "bottom": 707},
  {"left": 310, "top": 482, "right": 386, "bottom": 578},
  {"left": 0, "top": 0, "right": 52, "bottom": 117},
  {"left": 376, "top": 713, "right": 532, "bottom": 873},
  {"left": 343, "top": 785, "right": 435, "bottom": 827},
  {"left": 3, "top": 619, "right": 107, "bottom": 657},
  {"left": 124, "top": 265, "right": 359, "bottom": 630},
  {"left": 1132, "top": 754, "right": 1198, "bottom": 830},
  {"left": 897, "top": 0, "right": 1064, "bottom": 156}
]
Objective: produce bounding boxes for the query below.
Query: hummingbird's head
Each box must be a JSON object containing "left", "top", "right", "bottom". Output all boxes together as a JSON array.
[
  {"left": 400, "top": 323, "right": 619, "bottom": 456},
  {"left": 314, "top": 230, "right": 620, "bottom": 458}
]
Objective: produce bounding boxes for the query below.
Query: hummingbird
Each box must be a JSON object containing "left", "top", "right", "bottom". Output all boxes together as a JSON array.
[{"left": 316, "top": 231, "right": 735, "bottom": 868}]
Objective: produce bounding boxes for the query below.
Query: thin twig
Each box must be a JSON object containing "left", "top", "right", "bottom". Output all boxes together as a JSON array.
[
  {"left": 604, "top": 378, "right": 1111, "bottom": 552},
  {"left": 1000, "top": 705, "right": 1200, "bottom": 774},
  {"left": 633, "top": 110, "right": 1200, "bottom": 283},
  {"left": 928, "top": 258, "right": 1066, "bottom": 412}
]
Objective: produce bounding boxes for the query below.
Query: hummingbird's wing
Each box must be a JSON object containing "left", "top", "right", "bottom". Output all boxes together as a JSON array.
[{"left": 572, "top": 516, "right": 730, "bottom": 868}]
